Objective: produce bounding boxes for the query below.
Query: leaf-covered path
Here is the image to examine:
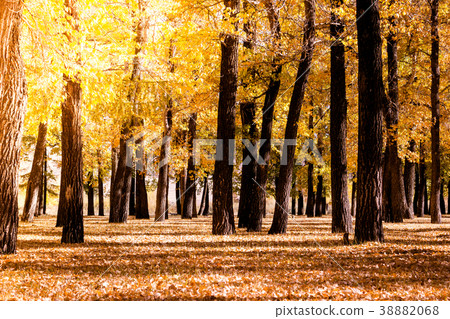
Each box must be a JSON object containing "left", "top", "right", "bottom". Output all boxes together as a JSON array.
[{"left": 1, "top": 215, "right": 449, "bottom": 300}]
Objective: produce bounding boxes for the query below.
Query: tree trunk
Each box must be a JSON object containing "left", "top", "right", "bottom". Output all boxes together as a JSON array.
[
  {"left": 109, "top": 123, "right": 132, "bottom": 223},
  {"left": 315, "top": 106, "right": 324, "bottom": 218},
  {"left": 176, "top": 179, "right": 182, "bottom": 215},
  {"left": 247, "top": 0, "right": 282, "bottom": 232},
  {"left": 424, "top": 177, "right": 429, "bottom": 215},
  {"left": 87, "top": 171, "right": 95, "bottom": 216},
  {"left": 306, "top": 162, "right": 315, "bottom": 217},
  {"left": 135, "top": 129, "right": 149, "bottom": 219},
  {"left": 129, "top": 174, "right": 136, "bottom": 216},
  {"left": 403, "top": 140, "right": 416, "bottom": 218},
  {"left": 198, "top": 177, "right": 206, "bottom": 215},
  {"left": 417, "top": 143, "right": 426, "bottom": 217},
  {"left": 165, "top": 172, "right": 169, "bottom": 219},
  {"left": 42, "top": 148, "right": 47, "bottom": 215},
  {"left": 98, "top": 164, "right": 104, "bottom": 217},
  {"left": 22, "top": 123, "right": 47, "bottom": 222},
  {"left": 154, "top": 107, "right": 172, "bottom": 222},
  {"left": 354, "top": 0, "right": 384, "bottom": 243},
  {"left": 182, "top": 113, "right": 198, "bottom": 219},
  {"left": 448, "top": 180, "right": 450, "bottom": 215},
  {"left": 429, "top": 0, "right": 441, "bottom": 224},
  {"left": 382, "top": 4, "right": 407, "bottom": 223},
  {"left": 330, "top": 0, "right": 351, "bottom": 233},
  {"left": 297, "top": 190, "right": 304, "bottom": 215},
  {"left": 268, "top": 0, "right": 315, "bottom": 234},
  {"left": 238, "top": 102, "right": 257, "bottom": 228},
  {"left": 180, "top": 167, "right": 186, "bottom": 214},
  {"left": 351, "top": 179, "right": 356, "bottom": 217},
  {"left": 212, "top": 0, "right": 240, "bottom": 235},
  {"left": 413, "top": 163, "right": 419, "bottom": 215},
  {"left": 439, "top": 183, "right": 445, "bottom": 216},
  {"left": 0, "top": 0, "right": 27, "bottom": 254}
]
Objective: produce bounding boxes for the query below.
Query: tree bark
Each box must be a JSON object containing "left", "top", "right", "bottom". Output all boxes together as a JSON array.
[
  {"left": 154, "top": 106, "right": 172, "bottom": 222},
  {"left": 403, "top": 140, "right": 416, "bottom": 218},
  {"left": 439, "top": 183, "right": 445, "bottom": 216},
  {"left": 42, "top": 148, "right": 47, "bottom": 215},
  {"left": 448, "top": 180, "right": 450, "bottom": 215},
  {"left": 297, "top": 190, "right": 304, "bottom": 215},
  {"left": 354, "top": 0, "right": 384, "bottom": 243},
  {"left": 182, "top": 113, "right": 198, "bottom": 219},
  {"left": 22, "top": 123, "right": 47, "bottom": 222},
  {"left": 176, "top": 179, "right": 182, "bottom": 215},
  {"left": 413, "top": 163, "right": 419, "bottom": 215},
  {"left": 429, "top": 0, "right": 441, "bottom": 224},
  {"left": 238, "top": 102, "right": 257, "bottom": 228},
  {"left": 87, "top": 171, "right": 95, "bottom": 216},
  {"left": 330, "top": 0, "right": 351, "bottom": 233},
  {"left": 129, "top": 174, "right": 136, "bottom": 216},
  {"left": 306, "top": 162, "right": 315, "bottom": 217},
  {"left": 0, "top": 0, "right": 27, "bottom": 254},
  {"left": 315, "top": 106, "right": 324, "bottom": 218},
  {"left": 268, "top": 0, "right": 315, "bottom": 234},
  {"left": 417, "top": 143, "right": 426, "bottom": 217},
  {"left": 98, "top": 163, "right": 104, "bottom": 216},
  {"left": 212, "top": 0, "right": 240, "bottom": 235},
  {"left": 351, "top": 179, "right": 356, "bottom": 217},
  {"left": 135, "top": 130, "right": 149, "bottom": 219},
  {"left": 247, "top": 0, "right": 282, "bottom": 232},
  {"left": 382, "top": 4, "right": 407, "bottom": 223}
]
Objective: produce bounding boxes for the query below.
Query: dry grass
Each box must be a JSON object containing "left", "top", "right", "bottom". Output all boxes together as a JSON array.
[{"left": 0, "top": 213, "right": 449, "bottom": 300}]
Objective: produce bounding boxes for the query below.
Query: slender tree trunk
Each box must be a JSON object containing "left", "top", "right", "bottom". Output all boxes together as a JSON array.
[
  {"left": 212, "top": 0, "right": 240, "bottom": 235},
  {"left": 291, "top": 175, "right": 297, "bottom": 215},
  {"left": 176, "top": 179, "right": 182, "bottom": 215},
  {"left": 430, "top": 0, "right": 441, "bottom": 224},
  {"left": 247, "top": 0, "right": 282, "bottom": 232},
  {"left": 268, "top": 0, "right": 315, "bottom": 234},
  {"left": 22, "top": 123, "right": 47, "bottom": 222},
  {"left": 382, "top": 4, "right": 407, "bottom": 223},
  {"left": 298, "top": 190, "right": 304, "bottom": 215},
  {"left": 413, "top": 163, "right": 419, "bottom": 215},
  {"left": 198, "top": 177, "right": 207, "bottom": 216},
  {"left": 165, "top": 172, "right": 169, "bottom": 219},
  {"left": 129, "top": 174, "right": 136, "bottom": 216},
  {"left": 417, "top": 143, "right": 426, "bottom": 217},
  {"left": 330, "top": 0, "right": 351, "bottom": 232},
  {"left": 447, "top": 180, "right": 450, "bottom": 215},
  {"left": 180, "top": 168, "right": 186, "bottom": 214},
  {"left": 354, "top": 0, "right": 384, "bottom": 243},
  {"left": 351, "top": 179, "right": 356, "bottom": 217},
  {"left": 439, "top": 183, "right": 445, "bottom": 216},
  {"left": 306, "top": 162, "right": 315, "bottom": 217},
  {"left": 98, "top": 164, "right": 104, "bottom": 217},
  {"left": 193, "top": 180, "right": 198, "bottom": 218},
  {"left": 403, "top": 140, "right": 416, "bottom": 218},
  {"left": 37, "top": 165, "right": 44, "bottom": 216},
  {"left": 135, "top": 129, "right": 149, "bottom": 219},
  {"left": 424, "top": 176, "right": 429, "bottom": 215},
  {"left": 87, "top": 171, "right": 95, "bottom": 216},
  {"left": 42, "top": 148, "right": 47, "bottom": 215},
  {"left": 0, "top": 0, "right": 27, "bottom": 254},
  {"left": 182, "top": 113, "right": 198, "bottom": 219},
  {"left": 203, "top": 180, "right": 210, "bottom": 216},
  {"left": 154, "top": 107, "right": 172, "bottom": 222},
  {"left": 238, "top": 102, "right": 257, "bottom": 228}
]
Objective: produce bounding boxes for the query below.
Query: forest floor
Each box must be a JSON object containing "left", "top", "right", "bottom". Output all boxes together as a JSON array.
[{"left": 0, "top": 214, "right": 449, "bottom": 300}]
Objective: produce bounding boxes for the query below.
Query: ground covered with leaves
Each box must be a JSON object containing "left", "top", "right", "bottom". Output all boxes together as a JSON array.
[{"left": 0, "top": 214, "right": 449, "bottom": 300}]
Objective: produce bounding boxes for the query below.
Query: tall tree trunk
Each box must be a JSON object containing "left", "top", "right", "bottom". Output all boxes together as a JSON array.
[
  {"left": 42, "top": 148, "right": 47, "bottom": 215},
  {"left": 382, "top": 3, "right": 407, "bottom": 223},
  {"left": 440, "top": 183, "right": 445, "bottom": 216},
  {"left": 198, "top": 177, "right": 207, "bottom": 216},
  {"left": 238, "top": 102, "right": 257, "bottom": 228},
  {"left": 182, "top": 113, "right": 198, "bottom": 219},
  {"left": 154, "top": 107, "right": 172, "bottom": 222},
  {"left": 315, "top": 106, "right": 324, "bottom": 218},
  {"left": 403, "top": 140, "right": 416, "bottom": 218},
  {"left": 413, "top": 163, "right": 419, "bottom": 215},
  {"left": 306, "top": 115, "right": 315, "bottom": 218},
  {"left": 429, "top": 0, "right": 441, "bottom": 224},
  {"left": 22, "top": 123, "right": 47, "bottom": 222},
  {"left": 247, "top": 0, "right": 282, "bottom": 232},
  {"left": 37, "top": 164, "right": 44, "bottom": 216},
  {"left": 98, "top": 164, "right": 104, "bottom": 217},
  {"left": 268, "top": 0, "right": 315, "bottom": 234},
  {"left": 176, "top": 179, "right": 182, "bottom": 215},
  {"left": 291, "top": 175, "right": 297, "bottom": 215},
  {"left": 417, "top": 143, "right": 426, "bottom": 217},
  {"left": 297, "top": 190, "right": 304, "bottom": 215},
  {"left": 424, "top": 176, "right": 429, "bottom": 215},
  {"left": 447, "top": 180, "right": 450, "bottom": 215},
  {"left": 87, "top": 171, "right": 95, "bottom": 216},
  {"left": 109, "top": 123, "right": 132, "bottom": 223},
  {"left": 179, "top": 167, "right": 186, "bottom": 214},
  {"left": 129, "top": 174, "right": 136, "bottom": 216},
  {"left": 212, "top": 0, "right": 240, "bottom": 235},
  {"left": 0, "top": 0, "right": 27, "bottom": 254},
  {"left": 165, "top": 172, "right": 169, "bottom": 219},
  {"left": 354, "top": 0, "right": 384, "bottom": 243},
  {"left": 330, "top": 0, "right": 351, "bottom": 233},
  {"left": 351, "top": 179, "right": 356, "bottom": 217},
  {"left": 135, "top": 130, "right": 149, "bottom": 219}
]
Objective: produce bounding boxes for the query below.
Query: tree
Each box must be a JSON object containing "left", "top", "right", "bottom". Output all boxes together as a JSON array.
[
  {"left": 98, "top": 154, "right": 105, "bottom": 216},
  {"left": 305, "top": 115, "right": 315, "bottom": 218},
  {"left": 403, "top": 141, "right": 416, "bottom": 218},
  {"left": 59, "top": 0, "right": 84, "bottom": 243},
  {"left": 212, "top": 0, "right": 240, "bottom": 235},
  {"left": 87, "top": 171, "right": 95, "bottom": 216},
  {"left": 429, "top": 0, "right": 441, "bottom": 224},
  {"left": 182, "top": 113, "right": 198, "bottom": 219},
  {"left": 382, "top": 0, "right": 408, "bottom": 223},
  {"left": 247, "top": 0, "right": 283, "bottom": 232},
  {"left": 22, "top": 123, "right": 47, "bottom": 222},
  {"left": 135, "top": 129, "right": 149, "bottom": 219},
  {"left": 0, "top": 0, "right": 27, "bottom": 254},
  {"left": 354, "top": 0, "right": 384, "bottom": 243},
  {"left": 330, "top": 0, "right": 351, "bottom": 233},
  {"left": 268, "top": 0, "right": 315, "bottom": 234}
]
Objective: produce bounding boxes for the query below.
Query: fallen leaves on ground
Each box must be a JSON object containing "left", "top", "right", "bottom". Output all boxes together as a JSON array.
[{"left": 0, "top": 214, "right": 449, "bottom": 300}]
